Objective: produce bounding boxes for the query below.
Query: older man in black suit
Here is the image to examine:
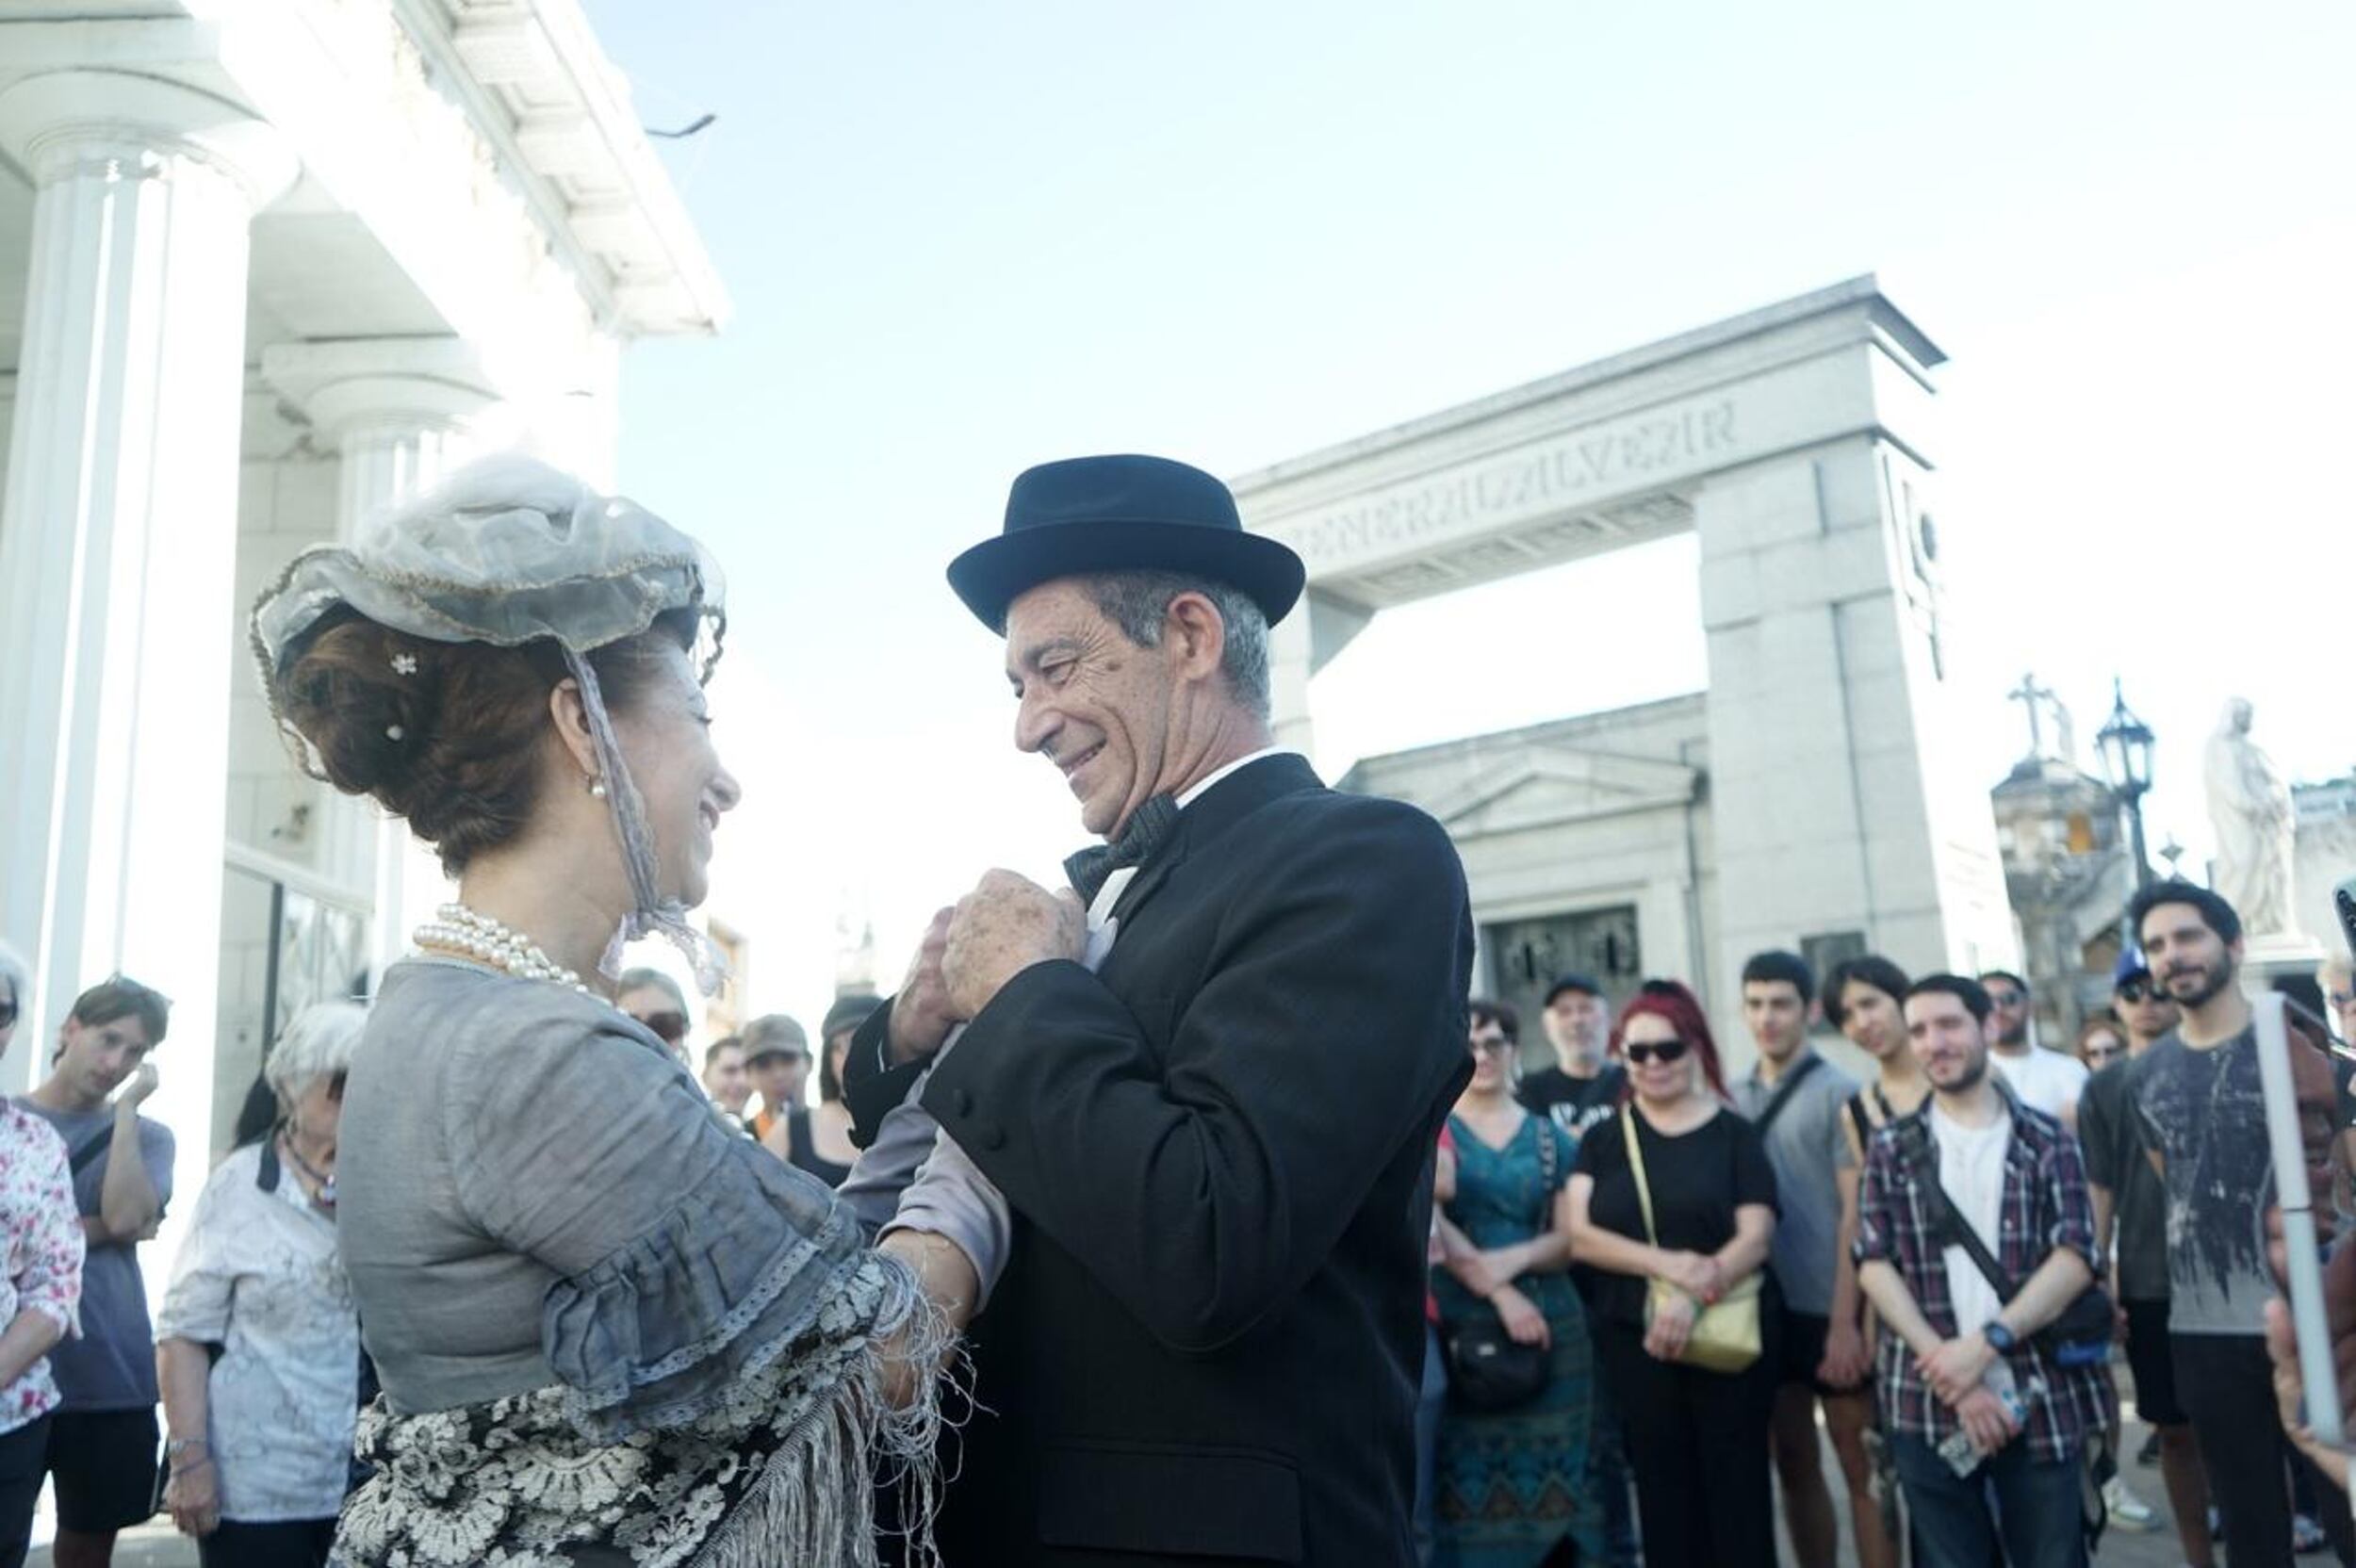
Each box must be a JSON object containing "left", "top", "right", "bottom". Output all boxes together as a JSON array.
[{"left": 848, "top": 453, "right": 1473, "bottom": 1567}]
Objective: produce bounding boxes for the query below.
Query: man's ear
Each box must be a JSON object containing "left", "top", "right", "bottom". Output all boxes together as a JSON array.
[{"left": 1163, "top": 593, "right": 1228, "bottom": 685}]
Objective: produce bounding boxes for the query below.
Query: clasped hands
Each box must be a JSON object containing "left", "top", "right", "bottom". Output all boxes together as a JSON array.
[
  {"left": 1642, "top": 1250, "right": 1722, "bottom": 1363},
  {"left": 1919, "top": 1331, "right": 2021, "bottom": 1456},
  {"left": 887, "top": 869, "right": 1087, "bottom": 1063}
]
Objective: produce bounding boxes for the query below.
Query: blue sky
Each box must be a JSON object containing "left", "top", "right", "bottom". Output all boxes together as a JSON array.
[{"left": 579, "top": 1, "right": 2353, "bottom": 1024}]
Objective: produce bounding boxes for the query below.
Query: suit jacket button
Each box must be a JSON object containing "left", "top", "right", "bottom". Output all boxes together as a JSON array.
[
  {"left": 951, "top": 1086, "right": 974, "bottom": 1119},
  {"left": 975, "top": 1120, "right": 1006, "bottom": 1152}
]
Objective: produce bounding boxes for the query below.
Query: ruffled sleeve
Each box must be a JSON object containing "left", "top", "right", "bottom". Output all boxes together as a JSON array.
[{"left": 447, "top": 1004, "right": 879, "bottom": 1442}]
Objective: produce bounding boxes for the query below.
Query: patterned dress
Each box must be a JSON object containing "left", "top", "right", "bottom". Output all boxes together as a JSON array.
[{"left": 1431, "top": 1114, "right": 1601, "bottom": 1568}]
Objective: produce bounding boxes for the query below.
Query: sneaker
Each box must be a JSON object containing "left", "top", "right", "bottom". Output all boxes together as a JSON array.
[
  {"left": 2294, "top": 1512, "right": 2327, "bottom": 1553},
  {"left": 2102, "top": 1475, "right": 2161, "bottom": 1532},
  {"left": 2136, "top": 1428, "right": 2161, "bottom": 1466}
]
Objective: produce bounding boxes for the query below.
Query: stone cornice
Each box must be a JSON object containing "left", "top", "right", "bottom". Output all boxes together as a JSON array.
[
  {"left": 261, "top": 337, "right": 496, "bottom": 440},
  {"left": 408, "top": 0, "right": 728, "bottom": 336}
]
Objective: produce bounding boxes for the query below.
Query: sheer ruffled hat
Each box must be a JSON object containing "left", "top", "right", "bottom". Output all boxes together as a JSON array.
[{"left": 250, "top": 452, "right": 730, "bottom": 990}]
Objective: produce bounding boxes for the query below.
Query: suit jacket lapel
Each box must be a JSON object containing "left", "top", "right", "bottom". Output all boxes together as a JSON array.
[{"left": 1108, "top": 753, "right": 1323, "bottom": 927}]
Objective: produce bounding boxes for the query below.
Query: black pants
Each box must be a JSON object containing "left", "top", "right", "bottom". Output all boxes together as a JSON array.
[
  {"left": 1595, "top": 1316, "right": 1779, "bottom": 1568},
  {"left": 197, "top": 1517, "right": 337, "bottom": 1568},
  {"left": 2173, "top": 1331, "right": 2356, "bottom": 1568},
  {"left": 0, "top": 1417, "right": 47, "bottom": 1568}
]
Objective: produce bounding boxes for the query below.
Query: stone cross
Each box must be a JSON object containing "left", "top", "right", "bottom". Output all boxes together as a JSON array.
[{"left": 2010, "top": 672, "right": 2060, "bottom": 760}]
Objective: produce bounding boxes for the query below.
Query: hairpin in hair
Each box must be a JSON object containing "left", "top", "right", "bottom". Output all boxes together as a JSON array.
[
  {"left": 390, "top": 653, "right": 418, "bottom": 676},
  {"left": 385, "top": 726, "right": 405, "bottom": 742}
]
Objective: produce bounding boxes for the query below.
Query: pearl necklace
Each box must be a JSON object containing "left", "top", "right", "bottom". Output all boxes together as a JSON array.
[{"left": 413, "top": 903, "right": 593, "bottom": 995}]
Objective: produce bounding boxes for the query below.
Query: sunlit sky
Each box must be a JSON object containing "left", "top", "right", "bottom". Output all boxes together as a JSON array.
[{"left": 578, "top": 0, "right": 2354, "bottom": 1033}]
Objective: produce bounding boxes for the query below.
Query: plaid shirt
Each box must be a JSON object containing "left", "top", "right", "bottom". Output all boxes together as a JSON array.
[{"left": 1852, "top": 1090, "right": 2109, "bottom": 1464}]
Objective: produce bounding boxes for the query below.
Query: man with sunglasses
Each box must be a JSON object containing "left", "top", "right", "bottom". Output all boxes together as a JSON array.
[
  {"left": 2076, "top": 951, "right": 2199, "bottom": 1557},
  {"left": 1978, "top": 971, "right": 2088, "bottom": 1132}
]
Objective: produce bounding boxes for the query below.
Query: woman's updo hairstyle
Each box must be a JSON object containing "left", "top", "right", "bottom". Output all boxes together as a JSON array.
[{"left": 272, "top": 607, "right": 695, "bottom": 875}]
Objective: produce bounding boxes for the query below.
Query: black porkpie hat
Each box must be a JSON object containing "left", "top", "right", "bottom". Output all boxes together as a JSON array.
[{"left": 946, "top": 454, "right": 1306, "bottom": 633}]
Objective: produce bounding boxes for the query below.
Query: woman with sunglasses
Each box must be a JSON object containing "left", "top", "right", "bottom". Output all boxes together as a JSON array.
[
  {"left": 1428, "top": 1000, "right": 1600, "bottom": 1566},
  {"left": 2072, "top": 1017, "right": 2128, "bottom": 1075},
  {"left": 1567, "top": 980, "right": 1778, "bottom": 1568}
]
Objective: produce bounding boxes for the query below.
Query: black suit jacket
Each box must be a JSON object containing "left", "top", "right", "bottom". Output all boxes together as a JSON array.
[{"left": 849, "top": 754, "right": 1473, "bottom": 1566}]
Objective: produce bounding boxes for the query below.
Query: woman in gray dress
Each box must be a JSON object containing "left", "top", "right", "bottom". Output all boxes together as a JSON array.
[{"left": 251, "top": 457, "right": 962, "bottom": 1567}]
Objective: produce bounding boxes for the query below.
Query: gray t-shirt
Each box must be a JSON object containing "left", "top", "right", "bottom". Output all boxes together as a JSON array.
[
  {"left": 2135, "top": 1026, "right": 2271, "bottom": 1335},
  {"left": 1733, "top": 1050, "right": 1857, "bottom": 1315},
  {"left": 2077, "top": 1052, "right": 2168, "bottom": 1303},
  {"left": 15, "top": 1101, "right": 174, "bottom": 1410}
]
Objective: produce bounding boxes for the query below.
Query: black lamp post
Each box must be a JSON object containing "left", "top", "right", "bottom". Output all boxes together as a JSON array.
[{"left": 2096, "top": 678, "right": 2156, "bottom": 888}]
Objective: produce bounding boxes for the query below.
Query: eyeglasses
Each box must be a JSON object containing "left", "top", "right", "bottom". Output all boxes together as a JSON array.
[
  {"left": 639, "top": 1010, "right": 688, "bottom": 1044},
  {"left": 1986, "top": 990, "right": 2026, "bottom": 1008},
  {"left": 2116, "top": 979, "right": 2157, "bottom": 1004},
  {"left": 1624, "top": 1038, "right": 1690, "bottom": 1066},
  {"left": 1469, "top": 1035, "right": 1516, "bottom": 1056},
  {"left": 0, "top": 996, "right": 15, "bottom": 1030}
]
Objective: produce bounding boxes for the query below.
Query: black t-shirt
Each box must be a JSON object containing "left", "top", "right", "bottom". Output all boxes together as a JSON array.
[
  {"left": 1573, "top": 1104, "right": 1779, "bottom": 1326},
  {"left": 1519, "top": 1063, "right": 1628, "bottom": 1139}
]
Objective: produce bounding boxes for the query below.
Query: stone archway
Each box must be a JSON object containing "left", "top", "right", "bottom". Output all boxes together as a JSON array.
[{"left": 1232, "top": 276, "right": 2013, "bottom": 999}]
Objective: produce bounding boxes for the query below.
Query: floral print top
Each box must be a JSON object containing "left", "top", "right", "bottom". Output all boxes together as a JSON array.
[{"left": 0, "top": 1099, "right": 84, "bottom": 1434}]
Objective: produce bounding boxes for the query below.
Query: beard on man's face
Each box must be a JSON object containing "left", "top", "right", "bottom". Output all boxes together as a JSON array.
[{"left": 2162, "top": 951, "right": 2236, "bottom": 1010}]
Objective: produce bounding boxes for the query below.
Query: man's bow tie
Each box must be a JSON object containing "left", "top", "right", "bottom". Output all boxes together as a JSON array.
[{"left": 1064, "top": 793, "right": 1181, "bottom": 906}]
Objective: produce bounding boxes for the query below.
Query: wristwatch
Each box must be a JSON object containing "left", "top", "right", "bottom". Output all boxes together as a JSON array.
[{"left": 1982, "top": 1320, "right": 2018, "bottom": 1354}]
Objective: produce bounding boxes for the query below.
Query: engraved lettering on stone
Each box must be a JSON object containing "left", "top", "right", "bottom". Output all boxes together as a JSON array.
[{"left": 1267, "top": 396, "right": 1742, "bottom": 569}]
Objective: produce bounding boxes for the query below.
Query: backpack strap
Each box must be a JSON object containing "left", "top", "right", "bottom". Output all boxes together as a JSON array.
[{"left": 1755, "top": 1053, "right": 1824, "bottom": 1135}]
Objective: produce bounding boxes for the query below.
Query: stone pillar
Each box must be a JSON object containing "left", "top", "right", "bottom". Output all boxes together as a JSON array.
[
  {"left": 0, "top": 72, "right": 295, "bottom": 1102},
  {"left": 1694, "top": 435, "right": 2014, "bottom": 1041},
  {"left": 260, "top": 340, "right": 495, "bottom": 982}
]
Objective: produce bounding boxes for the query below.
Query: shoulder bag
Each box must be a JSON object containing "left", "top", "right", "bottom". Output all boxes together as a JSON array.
[
  {"left": 1903, "top": 1136, "right": 2112, "bottom": 1367},
  {"left": 1626, "top": 1109, "right": 1764, "bottom": 1375},
  {"left": 1443, "top": 1120, "right": 1559, "bottom": 1410}
]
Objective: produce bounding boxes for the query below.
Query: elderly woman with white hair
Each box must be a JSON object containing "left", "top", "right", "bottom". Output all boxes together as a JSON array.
[{"left": 155, "top": 1003, "right": 368, "bottom": 1568}]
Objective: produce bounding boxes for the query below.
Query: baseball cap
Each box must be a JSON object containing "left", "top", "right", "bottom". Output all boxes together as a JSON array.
[{"left": 1543, "top": 972, "right": 1604, "bottom": 1006}]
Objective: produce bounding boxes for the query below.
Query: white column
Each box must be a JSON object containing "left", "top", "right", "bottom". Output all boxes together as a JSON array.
[
  {"left": 0, "top": 72, "right": 295, "bottom": 1100},
  {"left": 261, "top": 341, "right": 495, "bottom": 982}
]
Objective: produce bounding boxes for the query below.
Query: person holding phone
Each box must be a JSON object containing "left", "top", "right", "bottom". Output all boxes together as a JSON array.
[{"left": 1854, "top": 974, "right": 2108, "bottom": 1568}]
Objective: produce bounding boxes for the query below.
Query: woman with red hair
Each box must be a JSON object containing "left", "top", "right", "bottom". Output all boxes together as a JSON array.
[{"left": 1567, "top": 980, "right": 1780, "bottom": 1568}]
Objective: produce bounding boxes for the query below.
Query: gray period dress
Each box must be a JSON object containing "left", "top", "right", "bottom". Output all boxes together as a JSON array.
[{"left": 328, "top": 958, "right": 936, "bottom": 1568}]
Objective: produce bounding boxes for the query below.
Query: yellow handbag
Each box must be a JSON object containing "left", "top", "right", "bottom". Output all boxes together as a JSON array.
[{"left": 1624, "top": 1110, "right": 1763, "bottom": 1375}]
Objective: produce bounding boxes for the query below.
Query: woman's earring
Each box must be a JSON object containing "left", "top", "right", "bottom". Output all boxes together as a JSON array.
[{"left": 588, "top": 776, "right": 608, "bottom": 800}]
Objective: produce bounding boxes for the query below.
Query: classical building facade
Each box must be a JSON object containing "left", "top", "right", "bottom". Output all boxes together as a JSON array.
[
  {"left": 1252, "top": 280, "right": 2020, "bottom": 1070},
  {"left": 0, "top": 1, "right": 725, "bottom": 1178}
]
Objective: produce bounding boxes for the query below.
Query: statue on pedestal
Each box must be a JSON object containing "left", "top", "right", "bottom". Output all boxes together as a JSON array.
[{"left": 2203, "top": 696, "right": 2297, "bottom": 936}]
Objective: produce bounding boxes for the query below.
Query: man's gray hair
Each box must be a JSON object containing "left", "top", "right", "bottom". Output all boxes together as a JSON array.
[
  {"left": 266, "top": 1001, "right": 368, "bottom": 1105},
  {"left": 1078, "top": 570, "right": 1271, "bottom": 717},
  {"left": 615, "top": 966, "right": 687, "bottom": 1012}
]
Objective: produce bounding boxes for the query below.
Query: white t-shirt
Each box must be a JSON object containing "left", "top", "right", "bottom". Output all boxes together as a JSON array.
[
  {"left": 1930, "top": 1101, "right": 2012, "bottom": 1337},
  {"left": 1990, "top": 1046, "right": 2088, "bottom": 1122}
]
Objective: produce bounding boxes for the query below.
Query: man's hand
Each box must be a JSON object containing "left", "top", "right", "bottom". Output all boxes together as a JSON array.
[
  {"left": 1919, "top": 1332, "right": 1996, "bottom": 1406},
  {"left": 1491, "top": 1284, "right": 1549, "bottom": 1348},
  {"left": 117, "top": 1061, "right": 159, "bottom": 1115},
  {"left": 1644, "top": 1289, "right": 1696, "bottom": 1362},
  {"left": 1953, "top": 1385, "right": 2020, "bottom": 1457},
  {"left": 1819, "top": 1317, "right": 1871, "bottom": 1389},
  {"left": 941, "top": 870, "right": 1087, "bottom": 1021},
  {"left": 2266, "top": 1208, "right": 2356, "bottom": 1492},
  {"left": 886, "top": 907, "right": 958, "bottom": 1066}
]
